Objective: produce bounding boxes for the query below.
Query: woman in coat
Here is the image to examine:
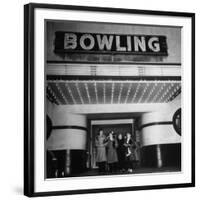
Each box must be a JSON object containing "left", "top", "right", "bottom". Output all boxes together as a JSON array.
[
  {"left": 107, "top": 131, "right": 118, "bottom": 173},
  {"left": 95, "top": 129, "right": 107, "bottom": 173},
  {"left": 124, "top": 132, "right": 136, "bottom": 173},
  {"left": 117, "top": 133, "right": 126, "bottom": 172}
]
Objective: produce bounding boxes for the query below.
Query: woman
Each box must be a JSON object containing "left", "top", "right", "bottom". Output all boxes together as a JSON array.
[
  {"left": 117, "top": 133, "right": 126, "bottom": 172},
  {"left": 124, "top": 132, "right": 135, "bottom": 173},
  {"left": 107, "top": 131, "right": 118, "bottom": 173},
  {"left": 95, "top": 129, "right": 107, "bottom": 173}
]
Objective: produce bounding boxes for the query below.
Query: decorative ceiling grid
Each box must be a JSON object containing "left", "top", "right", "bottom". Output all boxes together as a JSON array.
[{"left": 47, "top": 80, "right": 181, "bottom": 105}]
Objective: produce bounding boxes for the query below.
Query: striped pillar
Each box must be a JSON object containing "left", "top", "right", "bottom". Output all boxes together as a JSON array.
[
  {"left": 140, "top": 110, "right": 181, "bottom": 169},
  {"left": 47, "top": 112, "right": 87, "bottom": 175}
]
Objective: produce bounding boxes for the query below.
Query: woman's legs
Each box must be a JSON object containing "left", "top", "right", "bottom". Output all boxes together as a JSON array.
[
  {"left": 98, "top": 162, "right": 102, "bottom": 172},
  {"left": 108, "top": 163, "right": 112, "bottom": 173},
  {"left": 102, "top": 162, "right": 106, "bottom": 172},
  {"left": 108, "top": 162, "right": 118, "bottom": 173},
  {"left": 98, "top": 162, "right": 106, "bottom": 173},
  {"left": 125, "top": 157, "right": 134, "bottom": 172},
  {"left": 109, "top": 163, "right": 115, "bottom": 173}
]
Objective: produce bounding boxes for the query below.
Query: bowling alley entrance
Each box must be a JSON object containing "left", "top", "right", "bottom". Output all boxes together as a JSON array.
[
  {"left": 45, "top": 20, "right": 182, "bottom": 178},
  {"left": 89, "top": 118, "right": 135, "bottom": 169}
]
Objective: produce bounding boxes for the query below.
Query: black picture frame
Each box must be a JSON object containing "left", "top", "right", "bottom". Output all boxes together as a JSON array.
[{"left": 24, "top": 3, "right": 195, "bottom": 197}]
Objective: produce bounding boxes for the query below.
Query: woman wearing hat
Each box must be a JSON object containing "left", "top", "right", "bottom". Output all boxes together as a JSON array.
[
  {"left": 124, "top": 132, "right": 135, "bottom": 173},
  {"left": 107, "top": 131, "right": 118, "bottom": 173},
  {"left": 95, "top": 129, "right": 108, "bottom": 173}
]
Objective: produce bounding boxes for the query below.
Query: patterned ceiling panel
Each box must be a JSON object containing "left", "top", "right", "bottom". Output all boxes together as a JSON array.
[{"left": 47, "top": 80, "right": 181, "bottom": 105}]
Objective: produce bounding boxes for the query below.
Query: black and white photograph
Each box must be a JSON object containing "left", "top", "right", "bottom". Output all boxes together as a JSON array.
[
  {"left": 45, "top": 20, "right": 182, "bottom": 178},
  {"left": 23, "top": 3, "right": 195, "bottom": 196}
]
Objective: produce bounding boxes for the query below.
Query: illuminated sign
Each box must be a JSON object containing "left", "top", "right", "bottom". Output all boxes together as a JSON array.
[{"left": 54, "top": 32, "right": 168, "bottom": 55}]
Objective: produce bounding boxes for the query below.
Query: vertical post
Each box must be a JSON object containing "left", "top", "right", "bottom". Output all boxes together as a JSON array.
[
  {"left": 156, "top": 145, "right": 162, "bottom": 168},
  {"left": 65, "top": 149, "right": 71, "bottom": 175}
]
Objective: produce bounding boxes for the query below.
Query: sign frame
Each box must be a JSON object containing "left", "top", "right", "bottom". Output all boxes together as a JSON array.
[
  {"left": 54, "top": 31, "right": 168, "bottom": 55},
  {"left": 24, "top": 3, "right": 195, "bottom": 197}
]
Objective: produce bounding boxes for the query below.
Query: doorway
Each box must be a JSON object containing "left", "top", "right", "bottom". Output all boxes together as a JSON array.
[{"left": 89, "top": 119, "right": 137, "bottom": 169}]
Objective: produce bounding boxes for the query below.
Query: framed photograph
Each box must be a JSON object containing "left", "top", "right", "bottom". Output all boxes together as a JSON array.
[{"left": 24, "top": 3, "right": 195, "bottom": 197}]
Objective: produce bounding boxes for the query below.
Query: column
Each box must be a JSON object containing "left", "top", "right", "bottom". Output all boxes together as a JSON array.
[
  {"left": 47, "top": 111, "right": 87, "bottom": 175},
  {"left": 139, "top": 109, "right": 181, "bottom": 169}
]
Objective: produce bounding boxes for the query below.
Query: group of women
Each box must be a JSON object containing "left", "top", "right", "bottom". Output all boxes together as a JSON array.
[{"left": 95, "top": 129, "right": 138, "bottom": 174}]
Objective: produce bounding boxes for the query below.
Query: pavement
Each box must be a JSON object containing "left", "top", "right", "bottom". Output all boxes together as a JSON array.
[{"left": 63, "top": 166, "right": 181, "bottom": 178}]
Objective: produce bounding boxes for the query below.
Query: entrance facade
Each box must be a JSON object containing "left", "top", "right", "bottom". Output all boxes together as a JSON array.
[{"left": 45, "top": 20, "right": 181, "bottom": 178}]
